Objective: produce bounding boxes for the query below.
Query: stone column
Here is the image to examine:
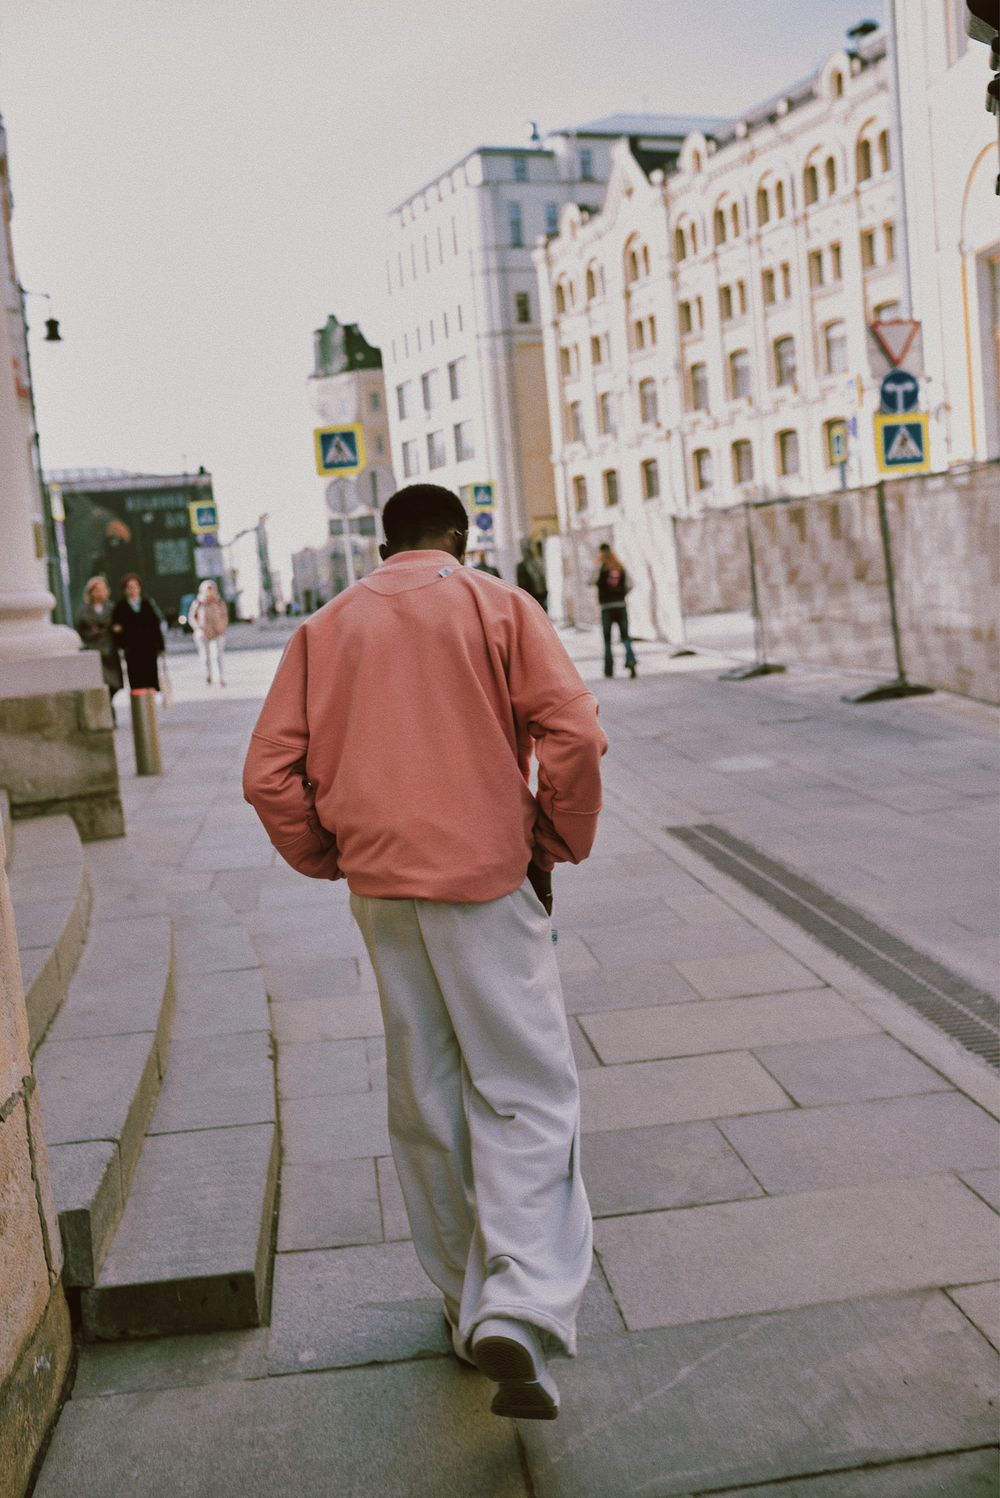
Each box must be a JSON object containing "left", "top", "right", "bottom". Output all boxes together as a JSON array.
[{"left": 0, "top": 279, "right": 80, "bottom": 662}]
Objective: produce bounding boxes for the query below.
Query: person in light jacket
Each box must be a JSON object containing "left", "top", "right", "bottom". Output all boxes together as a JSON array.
[
  {"left": 243, "top": 484, "right": 607, "bottom": 1422},
  {"left": 74, "top": 575, "right": 123, "bottom": 699},
  {"left": 189, "top": 580, "right": 228, "bottom": 686}
]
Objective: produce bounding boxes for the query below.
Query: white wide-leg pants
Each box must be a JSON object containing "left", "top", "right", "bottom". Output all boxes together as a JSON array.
[
  {"left": 195, "top": 636, "right": 225, "bottom": 681},
  {"left": 350, "top": 881, "right": 592, "bottom": 1356}
]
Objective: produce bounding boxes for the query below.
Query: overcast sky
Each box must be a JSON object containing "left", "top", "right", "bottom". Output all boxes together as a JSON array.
[{"left": 1, "top": 0, "right": 883, "bottom": 584}]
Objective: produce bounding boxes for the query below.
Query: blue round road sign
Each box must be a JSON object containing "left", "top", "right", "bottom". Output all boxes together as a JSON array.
[{"left": 880, "top": 368, "right": 919, "bottom": 414}]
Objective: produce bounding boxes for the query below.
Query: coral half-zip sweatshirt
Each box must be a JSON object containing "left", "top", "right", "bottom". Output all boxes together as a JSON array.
[{"left": 242, "top": 550, "right": 607, "bottom": 904}]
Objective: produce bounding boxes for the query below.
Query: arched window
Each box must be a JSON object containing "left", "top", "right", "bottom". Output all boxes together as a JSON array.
[
  {"left": 777, "top": 429, "right": 800, "bottom": 476},
  {"left": 774, "top": 336, "right": 797, "bottom": 388},
  {"left": 690, "top": 221, "right": 698, "bottom": 253},
  {"left": 775, "top": 181, "right": 785, "bottom": 217},
  {"left": 856, "top": 138, "right": 872, "bottom": 182},
  {"left": 757, "top": 187, "right": 770, "bottom": 226},
  {"left": 690, "top": 363, "right": 709, "bottom": 411},
  {"left": 586, "top": 267, "right": 596, "bottom": 300},
  {"left": 730, "top": 349, "right": 752, "bottom": 400},
  {"left": 674, "top": 226, "right": 687, "bottom": 261},
  {"left": 714, "top": 208, "right": 726, "bottom": 246},
  {"left": 731, "top": 202, "right": 740, "bottom": 236},
  {"left": 693, "top": 448, "right": 713, "bottom": 490},
  {"left": 628, "top": 249, "right": 639, "bottom": 282},
  {"left": 825, "top": 320, "right": 848, "bottom": 374},
  {"left": 803, "top": 164, "right": 819, "bottom": 206},
  {"left": 825, "top": 156, "right": 836, "bottom": 194},
  {"left": 642, "top": 245, "right": 650, "bottom": 275},
  {"left": 555, "top": 284, "right": 565, "bottom": 314},
  {"left": 878, "top": 130, "right": 890, "bottom": 172},
  {"left": 692, "top": 149, "right": 701, "bottom": 172},
  {"left": 832, "top": 70, "right": 844, "bottom": 97},
  {"left": 732, "top": 440, "right": 754, "bottom": 484}
]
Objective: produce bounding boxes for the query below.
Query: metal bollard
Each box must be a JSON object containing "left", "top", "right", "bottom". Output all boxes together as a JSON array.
[{"left": 130, "top": 688, "right": 163, "bottom": 775}]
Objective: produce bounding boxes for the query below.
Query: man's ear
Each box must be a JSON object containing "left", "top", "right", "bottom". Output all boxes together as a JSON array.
[{"left": 378, "top": 543, "right": 390, "bottom": 560}]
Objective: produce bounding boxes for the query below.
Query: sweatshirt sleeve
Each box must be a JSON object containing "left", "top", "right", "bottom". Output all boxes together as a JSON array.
[
  {"left": 242, "top": 627, "right": 343, "bottom": 880},
  {"left": 504, "top": 598, "right": 608, "bottom": 870}
]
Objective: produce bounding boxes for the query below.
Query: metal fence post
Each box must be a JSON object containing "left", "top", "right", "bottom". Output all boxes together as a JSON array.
[
  {"left": 719, "top": 502, "right": 786, "bottom": 681},
  {"left": 842, "top": 481, "right": 933, "bottom": 703}
]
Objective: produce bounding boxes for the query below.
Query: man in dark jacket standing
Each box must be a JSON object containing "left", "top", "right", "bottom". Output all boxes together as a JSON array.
[{"left": 112, "top": 573, "right": 165, "bottom": 690}]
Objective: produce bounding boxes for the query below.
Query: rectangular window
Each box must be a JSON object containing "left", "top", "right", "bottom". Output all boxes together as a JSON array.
[
  {"left": 396, "top": 381, "right": 412, "bottom": 419},
  {"left": 447, "top": 356, "right": 466, "bottom": 400},
  {"left": 679, "top": 300, "right": 693, "bottom": 333},
  {"left": 774, "top": 336, "right": 797, "bottom": 387},
  {"left": 416, "top": 326, "right": 422, "bottom": 352},
  {"left": 515, "top": 291, "right": 531, "bottom": 323},
  {"left": 694, "top": 448, "right": 713, "bottom": 490},
  {"left": 421, "top": 370, "right": 439, "bottom": 411},
  {"left": 427, "top": 430, "right": 446, "bottom": 470},
  {"left": 429, "top": 319, "right": 435, "bottom": 345},
  {"left": 878, "top": 129, "right": 890, "bottom": 173},
  {"left": 559, "top": 347, "right": 572, "bottom": 378},
  {"left": 573, "top": 475, "right": 588, "bottom": 511},
  {"left": 830, "top": 242, "right": 842, "bottom": 280},
  {"left": 809, "top": 250, "right": 824, "bottom": 288},
  {"left": 648, "top": 315, "right": 657, "bottom": 344},
  {"left": 641, "top": 458, "right": 660, "bottom": 499},
  {"left": 719, "top": 285, "right": 733, "bottom": 321},
  {"left": 781, "top": 262, "right": 791, "bottom": 298},
  {"left": 691, "top": 362, "right": 709, "bottom": 411},
  {"left": 732, "top": 439, "right": 754, "bottom": 484},
  {"left": 402, "top": 439, "right": 420, "bottom": 477},
  {"left": 861, "top": 230, "right": 876, "bottom": 268},
  {"left": 579, "top": 148, "right": 593, "bottom": 181},
  {"left": 545, "top": 202, "right": 559, "bottom": 236},
  {"left": 639, "top": 378, "right": 658, "bottom": 424},
  {"left": 569, "top": 401, "right": 584, "bottom": 442},
  {"left": 731, "top": 202, "right": 740, "bottom": 237},
  {"left": 512, "top": 155, "right": 528, "bottom": 182},
  {"left": 454, "top": 421, "right": 474, "bottom": 462},
  {"left": 883, "top": 222, "right": 895, "bottom": 261},
  {"left": 507, "top": 202, "right": 523, "bottom": 248},
  {"left": 369, "top": 390, "right": 381, "bottom": 412},
  {"left": 457, "top": 305, "right": 463, "bottom": 332},
  {"left": 604, "top": 469, "right": 619, "bottom": 507},
  {"left": 730, "top": 349, "right": 752, "bottom": 400},
  {"left": 737, "top": 280, "right": 746, "bottom": 314},
  {"left": 591, "top": 335, "right": 603, "bottom": 365},
  {"left": 762, "top": 269, "right": 776, "bottom": 305},
  {"left": 777, "top": 429, "right": 800, "bottom": 476},
  {"left": 825, "top": 156, "right": 836, "bottom": 195},
  {"left": 776, "top": 180, "right": 785, "bottom": 217},
  {"left": 634, "top": 319, "right": 645, "bottom": 349},
  {"left": 598, "top": 391, "right": 616, "bottom": 436},
  {"left": 452, "top": 218, "right": 459, "bottom": 255},
  {"left": 696, "top": 296, "right": 704, "bottom": 328},
  {"left": 825, "top": 320, "right": 848, "bottom": 374}
]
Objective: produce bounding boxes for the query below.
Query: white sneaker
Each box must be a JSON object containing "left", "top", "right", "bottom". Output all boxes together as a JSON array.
[{"left": 471, "top": 1317, "right": 560, "bottom": 1420}]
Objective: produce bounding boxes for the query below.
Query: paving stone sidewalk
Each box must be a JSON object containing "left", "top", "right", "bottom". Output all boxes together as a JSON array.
[{"left": 34, "top": 634, "right": 999, "bottom": 1498}]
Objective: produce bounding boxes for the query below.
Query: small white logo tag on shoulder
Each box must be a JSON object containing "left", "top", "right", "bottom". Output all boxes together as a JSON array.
[{"left": 438, "top": 567, "right": 453, "bottom": 577}]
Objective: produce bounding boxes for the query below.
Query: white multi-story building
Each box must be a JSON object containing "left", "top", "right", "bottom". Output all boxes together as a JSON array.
[
  {"left": 894, "top": 0, "right": 1000, "bottom": 466},
  {"left": 535, "top": 28, "right": 904, "bottom": 632},
  {"left": 374, "top": 117, "right": 721, "bottom": 577},
  {"left": 300, "top": 315, "right": 396, "bottom": 602}
]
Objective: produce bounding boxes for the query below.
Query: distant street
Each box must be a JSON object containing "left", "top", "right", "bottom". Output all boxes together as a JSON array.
[{"left": 34, "top": 630, "right": 999, "bottom": 1498}]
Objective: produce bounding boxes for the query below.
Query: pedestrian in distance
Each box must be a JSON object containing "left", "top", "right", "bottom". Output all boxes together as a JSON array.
[
  {"left": 592, "top": 542, "right": 637, "bottom": 678},
  {"left": 111, "top": 573, "right": 166, "bottom": 691},
  {"left": 74, "top": 576, "right": 123, "bottom": 703},
  {"left": 189, "top": 579, "right": 228, "bottom": 686},
  {"left": 471, "top": 549, "right": 500, "bottom": 577},
  {"left": 244, "top": 483, "right": 607, "bottom": 1422},
  {"left": 516, "top": 537, "right": 549, "bottom": 614}
]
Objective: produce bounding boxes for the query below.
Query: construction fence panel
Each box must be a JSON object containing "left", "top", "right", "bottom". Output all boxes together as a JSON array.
[{"left": 673, "top": 509, "right": 751, "bottom": 617}]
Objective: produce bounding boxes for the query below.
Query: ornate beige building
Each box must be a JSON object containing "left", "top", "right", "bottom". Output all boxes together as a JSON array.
[{"left": 535, "top": 28, "right": 903, "bottom": 632}]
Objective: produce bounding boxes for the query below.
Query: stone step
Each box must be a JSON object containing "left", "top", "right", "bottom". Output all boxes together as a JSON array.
[
  {"left": 33, "top": 839, "right": 174, "bottom": 1289},
  {"left": 80, "top": 892, "right": 278, "bottom": 1341},
  {"left": 8, "top": 814, "right": 91, "bottom": 1052}
]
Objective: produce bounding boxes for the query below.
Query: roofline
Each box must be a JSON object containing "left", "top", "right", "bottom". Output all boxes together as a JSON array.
[{"left": 390, "top": 146, "right": 556, "bottom": 214}]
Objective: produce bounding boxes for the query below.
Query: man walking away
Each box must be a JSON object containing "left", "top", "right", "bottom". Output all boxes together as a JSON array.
[
  {"left": 592, "top": 542, "right": 637, "bottom": 678},
  {"left": 516, "top": 537, "right": 549, "bottom": 613},
  {"left": 243, "top": 484, "right": 607, "bottom": 1421}
]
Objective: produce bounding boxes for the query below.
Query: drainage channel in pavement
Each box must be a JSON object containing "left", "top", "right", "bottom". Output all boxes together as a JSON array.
[{"left": 667, "top": 823, "right": 1000, "bottom": 1071}]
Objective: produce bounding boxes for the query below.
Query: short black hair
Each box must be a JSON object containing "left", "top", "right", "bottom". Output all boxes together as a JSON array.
[{"left": 382, "top": 484, "right": 468, "bottom": 549}]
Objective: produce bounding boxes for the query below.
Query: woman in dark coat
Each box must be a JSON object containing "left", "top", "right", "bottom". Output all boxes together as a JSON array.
[
  {"left": 112, "top": 573, "right": 165, "bottom": 690},
  {"left": 75, "top": 575, "right": 124, "bottom": 697}
]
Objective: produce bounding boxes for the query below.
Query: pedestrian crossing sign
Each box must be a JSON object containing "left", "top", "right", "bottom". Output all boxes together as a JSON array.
[
  {"left": 462, "top": 483, "right": 495, "bottom": 510},
  {"left": 874, "top": 412, "right": 929, "bottom": 475},
  {"left": 314, "top": 425, "right": 366, "bottom": 476},
  {"left": 188, "top": 501, "right": 218, "bottom": 534}
]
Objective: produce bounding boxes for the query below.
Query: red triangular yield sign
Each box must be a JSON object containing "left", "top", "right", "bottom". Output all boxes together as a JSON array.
[{"left": 871, "top": 319, "right": 920, "bottom": 368}]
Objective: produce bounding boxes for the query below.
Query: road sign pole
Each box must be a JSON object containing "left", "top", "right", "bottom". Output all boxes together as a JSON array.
[{"left": 842, "top": 481, "right": 933, "bottom": 704}]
